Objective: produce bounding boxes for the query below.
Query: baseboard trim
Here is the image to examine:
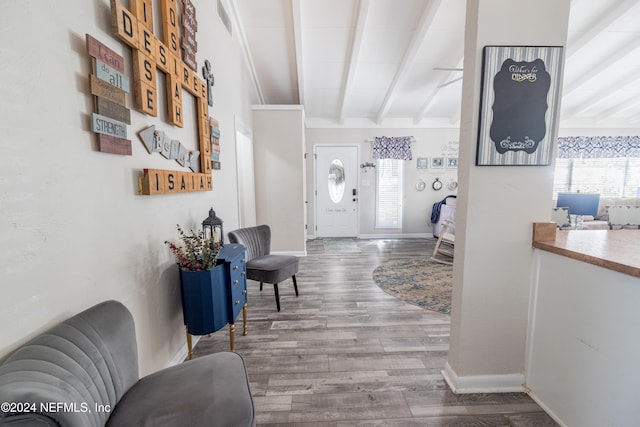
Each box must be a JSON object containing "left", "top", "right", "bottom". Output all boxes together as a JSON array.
[
  {"left": 169, "top": 335, "right": 200, "bottom": 367},
  {"left": 358, "top": 233, "right": 433, "bottom": 239},
  {"left": 441, "top": 362, "right": 526, "bottom": 394}
]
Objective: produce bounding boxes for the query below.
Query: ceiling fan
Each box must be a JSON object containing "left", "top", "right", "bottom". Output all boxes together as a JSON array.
[{"left": 434, "top": 67, "right": 464, "bottom": 88}]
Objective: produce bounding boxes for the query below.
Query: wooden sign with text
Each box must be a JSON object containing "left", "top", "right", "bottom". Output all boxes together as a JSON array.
[
  {"left": 141, "top": 168, "right": 212, "bottom": 195},
  {"left": 87, "top": 35, "right": 132, "bottom": 156},
  {"left": 110, "top": 0, "right": 213, "bottom": 193}
]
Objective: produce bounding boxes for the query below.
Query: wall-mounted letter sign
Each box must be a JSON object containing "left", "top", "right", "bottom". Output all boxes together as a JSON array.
[
  {"left": 86, "top": 34, "right": 132, "bottom": 156},
  {"left": 110, "top": 0, "right": 213, "bottom": 194}
]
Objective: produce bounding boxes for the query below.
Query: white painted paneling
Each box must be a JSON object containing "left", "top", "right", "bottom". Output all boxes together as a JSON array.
[{"left": 528, "top": 251, "right": 640, "bottom": 427}]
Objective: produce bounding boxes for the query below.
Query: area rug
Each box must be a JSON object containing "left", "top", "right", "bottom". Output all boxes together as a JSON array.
[{"left": 372, "top": 258, "right": 452, "bottom": 314}]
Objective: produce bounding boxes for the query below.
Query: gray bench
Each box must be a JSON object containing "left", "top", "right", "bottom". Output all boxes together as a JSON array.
[{"left": 0, "top": 300, "right": 255, "bottom": 427}]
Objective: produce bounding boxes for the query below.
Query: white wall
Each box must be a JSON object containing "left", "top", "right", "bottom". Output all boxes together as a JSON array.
[
  {"left": 0, "top": 0, "right": 256, "bottom": 374},
  {"left": 305, "top": 128, "right": 459, "bottom": 237},
  {"left": 528, "top": 251, "right": 640, "bottom": 427},
  {"left": 252, "top": 106, "right": 307, "bottom": 254}
]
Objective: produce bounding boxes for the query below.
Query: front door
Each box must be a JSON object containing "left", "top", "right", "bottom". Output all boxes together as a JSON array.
[{"left": 315, "top": 145, "right": 358, "bottom": 237}]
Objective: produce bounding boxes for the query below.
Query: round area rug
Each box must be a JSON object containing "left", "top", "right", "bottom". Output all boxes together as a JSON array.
[{"left": 372, "top": 258, "right": 453, "bottom": 314}]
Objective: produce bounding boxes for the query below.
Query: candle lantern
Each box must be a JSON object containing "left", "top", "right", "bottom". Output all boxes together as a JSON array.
[{"left": 202, "top": 208, "right": 224, "bottom": 245}]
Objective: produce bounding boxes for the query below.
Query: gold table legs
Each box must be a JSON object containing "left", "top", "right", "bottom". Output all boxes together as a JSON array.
[
  {"left": 243, "top": 303, "right": 248, "bottom": 336},
  {"left": 184, "top": 304, "right": 247, "bottom": 360}
]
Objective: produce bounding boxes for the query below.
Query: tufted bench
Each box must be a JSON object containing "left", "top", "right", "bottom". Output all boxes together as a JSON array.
[{"left": 0, "top": 300, "right": 255, "bottom": 427}]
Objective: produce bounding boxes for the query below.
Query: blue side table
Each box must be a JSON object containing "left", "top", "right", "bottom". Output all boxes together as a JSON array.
[{"left": 180, "top": 243, "right": 248, "bottom": 358}]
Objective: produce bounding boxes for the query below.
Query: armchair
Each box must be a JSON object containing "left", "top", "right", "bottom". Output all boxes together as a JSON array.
[{"left": 228, "top": 225, "right": 299, "bottom": 311}]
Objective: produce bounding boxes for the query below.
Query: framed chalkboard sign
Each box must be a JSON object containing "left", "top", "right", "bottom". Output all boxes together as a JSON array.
[{"left": 477, "top": 46, "right": 564, "bottom": 166}]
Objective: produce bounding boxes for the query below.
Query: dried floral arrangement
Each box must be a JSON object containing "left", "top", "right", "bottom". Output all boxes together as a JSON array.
[{"left": 165, "top": 225, "right": 221, "bottom": 271}]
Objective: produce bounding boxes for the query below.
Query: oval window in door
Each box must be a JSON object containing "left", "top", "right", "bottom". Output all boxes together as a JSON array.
[{"left": 328, "top": 159, "right": 345, "bottom": 204}]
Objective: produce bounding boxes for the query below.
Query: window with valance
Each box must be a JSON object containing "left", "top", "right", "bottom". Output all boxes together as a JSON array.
[
  {"left": 557, "top": 136, "right": 640, "bottom": 159},
  {"left": 372, "top": 136, "right": 413, "bottom": 160},
  {"left": 554, "top": 136, "right": 640, "bottom": 198}
]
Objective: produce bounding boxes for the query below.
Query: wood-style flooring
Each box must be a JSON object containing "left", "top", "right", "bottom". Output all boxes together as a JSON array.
[{"left": 193, "top": 238, "right": 558, "bottom": 426}]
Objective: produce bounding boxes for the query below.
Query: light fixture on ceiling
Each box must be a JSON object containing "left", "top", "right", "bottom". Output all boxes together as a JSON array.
[{"left": 434, "top": 67, "right": 464, "bottom": 88}]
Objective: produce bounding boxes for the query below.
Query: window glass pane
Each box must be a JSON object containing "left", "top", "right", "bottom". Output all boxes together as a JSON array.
[
  {"left": 328, "top": 159, "right": 345, "bottom": 204},
  {"left": 570, "top": 158, "right": 626, "bottom": 197},
  {"left": 552, "top": 159, "right": 571, "bottom": 199},
  {"left": 376, "top": 159, "right": 403, "bottom": 229},
  {"left": 623, "top": 159, "right": 640, "bottom": 197}
]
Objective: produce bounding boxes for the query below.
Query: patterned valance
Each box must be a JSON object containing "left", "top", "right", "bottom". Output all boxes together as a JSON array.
[
  {"left": 372, "top": 136, "right": 413, "bottom": 160},
  {"left": 557, "top": 136, "right": 640, "bottom": 159}
]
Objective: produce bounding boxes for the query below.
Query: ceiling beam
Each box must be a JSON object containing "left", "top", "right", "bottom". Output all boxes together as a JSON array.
[
  {"left": 292, "top": 0, "right": 305, "bottom": 105},
  {"left": 338, "top": 0, "right": 370, "bottom": 125},
  {"left": 563, "top": 40, "right": 640, "bottom": 96},
  {"left": 413, "top": 55, "right": 463, "bottom": 124},
  {"left": 375, "top": 0, "right": 442, "bottom": 125},
  {"left": 566, "top": 0, "right": 640, "bottom": 57},
  {"left": 563, "top": 66, "right": 640, "bottom": 117},
  {"left": 227, "top": 0, "right": 264, "bottom": 104},
  {"left": 595, "top": 95, "right": 640, "bottom": 124}
]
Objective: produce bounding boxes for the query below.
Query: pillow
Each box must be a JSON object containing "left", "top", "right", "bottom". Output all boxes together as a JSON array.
[{"left": 551, "top": 207, "right": 571, "bottom": 229}]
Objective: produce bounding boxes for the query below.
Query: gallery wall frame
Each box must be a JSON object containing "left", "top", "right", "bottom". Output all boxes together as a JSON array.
[{"left": 476, "top": 46, "right": 564, "bottom": 166}]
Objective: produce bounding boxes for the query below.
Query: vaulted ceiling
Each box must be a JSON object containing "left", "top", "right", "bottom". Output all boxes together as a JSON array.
[{"left": 227, "top": 0, "right": 640, "bottom": 129}]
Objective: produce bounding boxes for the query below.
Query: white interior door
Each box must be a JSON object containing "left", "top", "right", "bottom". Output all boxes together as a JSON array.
[
  {"left": 235, "top": 118, "right": 256, "bottom": 228},
  {"left": 315, "top": 145, "right": 358, "bottom": 237}
]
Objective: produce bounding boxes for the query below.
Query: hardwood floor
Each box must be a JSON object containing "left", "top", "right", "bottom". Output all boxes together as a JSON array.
[{"left": 193, "top": 238, "right": 558, "bottom": 426}]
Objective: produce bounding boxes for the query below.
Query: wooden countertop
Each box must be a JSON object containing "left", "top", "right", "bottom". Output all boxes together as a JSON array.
[{"left": 532, "top": 224, "right": 640, "bottom": 278}]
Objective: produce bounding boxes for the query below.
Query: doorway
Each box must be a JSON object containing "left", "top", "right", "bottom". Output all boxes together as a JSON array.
[
  {"left": 315, "top": 145, "right": 359, "bottom": 237},
  {"left": 235, "top": 117, "right": 256, "bottom": 228}
]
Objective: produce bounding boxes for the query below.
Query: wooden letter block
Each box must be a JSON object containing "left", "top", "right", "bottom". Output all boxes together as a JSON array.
[
  {"left": 132, "top": 50, "right": 156, "bottom": 89},
  {"left": 133, "top": 80, "right": 158, "bottom": 116},
  {"left": 177, "top": 172, "right": 190, "bottom": 193},
  {"left": 142, "top": 169, "right": 165, "bottom": 195},
  {"left": 201, "top": 155, "right": 212, "bottom": 175},
  {"left": 111, "top": 0, "right": 139, "bottom": 49},
  {"left": 181, "top": 64, "right": 200, "bottom": 97},
  {"left": 161, "top": 0, "right": 179, "bottom": 29},
  {"left": 86, "top": 34, "right": 125, "bottom": 73},
  {"left": 138, "top": 25, "right": 156, "bottom": 58},
  {"left": 164, "top": 170, "right": 178, "bottom": 194},
  {"left": 197, "top": 96, "right": 208, "bottom": 121},
  {"left": 187, "top": 173, "right": 198, "bottom": 191},
  {"left": 166, "top": 52, "right": 181, "bottom": 77},
  {"left": 164, "top": 25, "right": 180, "bottom": 55},
  {"left": 131, "top": 0, "right": 153, "bottom": 30},
  {"left": 166, "top": 73, "right": 183, "bottom": 127},
  {"left": 155, "top": 40, "right": 170, "bottom": 73}
]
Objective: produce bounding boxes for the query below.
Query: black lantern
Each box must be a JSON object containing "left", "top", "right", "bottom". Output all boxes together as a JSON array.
[{"left": 202, "top": 208, "right": 224, "bottom": 245}]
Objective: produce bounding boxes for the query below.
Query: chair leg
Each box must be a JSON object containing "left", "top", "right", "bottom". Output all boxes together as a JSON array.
[
  {"left": 292, "top": 275, "right": 299, "bottom": 297},
  {"left": 274, "top": 283, "right": 281, "bottom": 311},
  {"left": 260, "top": 281, "right": 263, "bottom": 291}
]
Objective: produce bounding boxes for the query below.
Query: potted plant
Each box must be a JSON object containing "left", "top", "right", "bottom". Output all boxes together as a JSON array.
[{"left": 166, "top": 225, "right": 227, "bottom": 335}]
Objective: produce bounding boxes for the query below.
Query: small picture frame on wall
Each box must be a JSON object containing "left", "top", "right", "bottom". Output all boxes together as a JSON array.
[
  {"left": 417, "top": 157, "right": 428, "bottom": 169},
  {"left": 431, "top": 157, "right": 445, "bottom": 168},
  {"left": 447, "top": 157, "right": 458, "bottom": 168}
]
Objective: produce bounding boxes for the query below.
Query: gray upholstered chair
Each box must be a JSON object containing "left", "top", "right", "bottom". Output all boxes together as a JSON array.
[{"left": 228, "top": 225, "right": 299, "bottom": 311}]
